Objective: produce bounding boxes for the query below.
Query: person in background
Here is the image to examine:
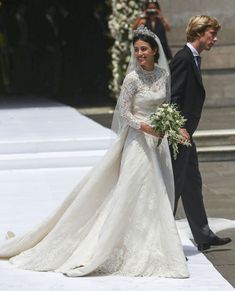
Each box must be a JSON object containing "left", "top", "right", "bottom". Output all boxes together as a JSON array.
[
  {"left": 133, "top": 0, "right": 172, "bottom": 60},
  {"left": 32, "top": 2, "right": 61, "bottom": 97},
  {"left": 0, "top": 0, "right": 11, "bottom": 94},
  {"left": 6, "top": 2, "right": 32, "bottom": 94}
]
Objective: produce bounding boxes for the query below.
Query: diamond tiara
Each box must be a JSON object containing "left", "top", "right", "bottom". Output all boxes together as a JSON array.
[{"left": 133, "top": 25, "right": 156, "bottom": 40}]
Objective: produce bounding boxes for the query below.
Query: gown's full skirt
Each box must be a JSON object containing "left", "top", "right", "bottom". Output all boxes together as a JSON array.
[{"left": 0, "top": 127, "right": 189, "bottom": 278}]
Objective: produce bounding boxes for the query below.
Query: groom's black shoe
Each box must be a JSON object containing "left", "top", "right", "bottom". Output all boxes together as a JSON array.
[{"left": 197, "top": 236, "right": 232, "bottom": 251}]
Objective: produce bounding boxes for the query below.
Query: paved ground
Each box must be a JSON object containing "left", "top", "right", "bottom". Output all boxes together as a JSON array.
[
  {"left": 77, "top": 105, "right": 235, "bottom": 287},
  {"left": 196, "top": 162, "right": 235, "bottom": 287}
]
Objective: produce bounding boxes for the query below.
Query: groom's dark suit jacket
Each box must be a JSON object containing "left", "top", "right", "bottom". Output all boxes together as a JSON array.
[{"left": 170, "top": 45, "right": 206, "bottom": 135}]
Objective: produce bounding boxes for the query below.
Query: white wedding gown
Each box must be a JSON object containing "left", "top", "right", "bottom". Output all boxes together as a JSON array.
[{"left": 0, "top": 66, "right": 189, "bottom": 278}]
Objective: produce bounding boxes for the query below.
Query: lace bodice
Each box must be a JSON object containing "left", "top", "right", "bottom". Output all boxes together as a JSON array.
[{"left": 119, "top": 65, "right": 169, "bottom": 130}]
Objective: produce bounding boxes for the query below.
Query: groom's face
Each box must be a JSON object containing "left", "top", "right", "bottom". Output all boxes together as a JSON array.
[{"left": 199, "top": 28, "right": 218, "bottom": 51}]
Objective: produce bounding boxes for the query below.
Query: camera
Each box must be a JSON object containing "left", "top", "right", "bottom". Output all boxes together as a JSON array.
[{"left": 146, "top": 8, "right": 157, "bottom": 17}]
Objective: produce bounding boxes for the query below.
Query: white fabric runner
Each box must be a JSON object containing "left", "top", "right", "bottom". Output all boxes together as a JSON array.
[{"left": 0, "top": 98, "right": 234, "bottom": 290}]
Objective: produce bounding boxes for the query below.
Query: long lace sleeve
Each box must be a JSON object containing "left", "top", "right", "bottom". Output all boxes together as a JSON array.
[{"left": 119, "top": 75, "right": 141, "bottom": 129}]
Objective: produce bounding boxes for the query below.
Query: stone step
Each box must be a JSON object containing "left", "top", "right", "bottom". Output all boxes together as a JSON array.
[
  {"left": 194, "top": 129, "right": 235, "bottom": 161},
  {"left": 0, "top": 136, "right": 113, "bottom": 155},
  {"left": 197, "top": 145, "right": 235, "bottom": 162},
  {"left": 194, "top": 129, "right": 235, "bottom": 147},
  {"left": 3, "top": 129, "right": 234, "bottom": 167},
  {"left": 0, "top": 150, "right": 106, "bottom": 170}
]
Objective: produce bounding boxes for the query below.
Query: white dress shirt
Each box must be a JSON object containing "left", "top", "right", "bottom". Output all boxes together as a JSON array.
[{"left": 186, "top": 42, "right": 201, "bottom": 68}]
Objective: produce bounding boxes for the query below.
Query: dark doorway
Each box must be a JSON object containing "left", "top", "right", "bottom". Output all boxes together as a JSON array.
[{"left": 0, "top": 0, "right": 111, "bottom": 106}]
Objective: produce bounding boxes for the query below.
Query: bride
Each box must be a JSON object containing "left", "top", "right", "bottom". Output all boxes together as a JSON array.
[{"left": 0, "top": 26, "right": 189, "bottom": 278}]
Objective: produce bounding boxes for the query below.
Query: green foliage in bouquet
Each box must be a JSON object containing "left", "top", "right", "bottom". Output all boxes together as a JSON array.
[{"left": 149, "top": 103, "right": 191, "bottom": 159}]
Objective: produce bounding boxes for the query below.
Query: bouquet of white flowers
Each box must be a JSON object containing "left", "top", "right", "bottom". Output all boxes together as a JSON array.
[{"left": 149, "top": 103, "right": 191, "bottom": 159}]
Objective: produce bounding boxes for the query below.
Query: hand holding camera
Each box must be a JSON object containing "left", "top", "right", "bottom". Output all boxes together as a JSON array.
[{"left": 145, "top": 7, "right": 162, "bottom": 20}]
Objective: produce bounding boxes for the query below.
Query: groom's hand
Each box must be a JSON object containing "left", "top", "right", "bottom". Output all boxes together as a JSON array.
[{"left": 180, "top": 128, "right": 190, "bottom": 143}]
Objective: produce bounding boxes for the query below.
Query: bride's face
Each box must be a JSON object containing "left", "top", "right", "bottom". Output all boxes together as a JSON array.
[{"left": 134, "top": 39, "right": 156, "bottom": 70}]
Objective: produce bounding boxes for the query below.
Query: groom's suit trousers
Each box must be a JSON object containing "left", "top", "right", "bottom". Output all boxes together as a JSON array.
[{"left": 171, "top": 141, "right": 215, "bottom": 244}]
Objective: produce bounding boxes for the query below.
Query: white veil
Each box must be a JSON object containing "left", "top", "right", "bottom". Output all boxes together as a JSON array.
[{"left": 111, "top": 25, "right": 171, "bottom": 136}]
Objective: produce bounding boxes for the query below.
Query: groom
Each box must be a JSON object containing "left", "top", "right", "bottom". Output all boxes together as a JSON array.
[{"left": 169, "top": 15, "right": 232, "bottom": 251}]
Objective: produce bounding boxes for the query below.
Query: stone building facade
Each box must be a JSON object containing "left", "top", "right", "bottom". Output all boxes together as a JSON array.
[{"left": 160, "top": 0, "right": 235, "bottom": 106}]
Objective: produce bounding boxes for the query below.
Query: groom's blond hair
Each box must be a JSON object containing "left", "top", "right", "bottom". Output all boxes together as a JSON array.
[{"left": 186, "top": 15, "right": 221, "bottom": 42}]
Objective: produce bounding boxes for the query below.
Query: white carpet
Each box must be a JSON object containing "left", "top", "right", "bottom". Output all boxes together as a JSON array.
[{"left": 0, "top": 98, "right": 234, "bottom": 290}]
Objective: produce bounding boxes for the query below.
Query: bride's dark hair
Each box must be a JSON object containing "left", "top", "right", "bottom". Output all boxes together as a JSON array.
[{"left": 132, "top": 34, "right": 160, "bottom": 62}]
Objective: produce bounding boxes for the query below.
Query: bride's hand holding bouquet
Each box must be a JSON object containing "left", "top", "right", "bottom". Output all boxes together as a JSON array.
[
  {"left": 140, "top": 122, "right": 164, "bottom": 138},
  {"left": 149, "top": 103, "right": 192, "bottom": 159}
]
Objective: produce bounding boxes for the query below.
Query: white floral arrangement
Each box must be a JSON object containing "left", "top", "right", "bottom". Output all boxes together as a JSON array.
[
  {"left": 108, "top": 0, "right": 144, "bottom": 97},
  {"left": 149, "top": 103, "right": 192, "bottom": 159}
]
